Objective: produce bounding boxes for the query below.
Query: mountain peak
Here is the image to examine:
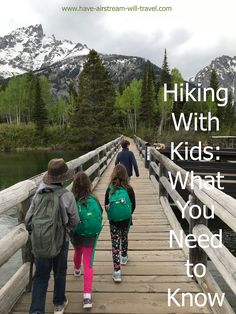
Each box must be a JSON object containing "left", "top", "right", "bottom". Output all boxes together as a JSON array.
[
  {"left": 193, "top": 55, "right": 236, "bottom": 102},
  {"left": 8, "top": 24, "right": 44, "bottom": 40},
  {"left": 0, "top": 24, "right": 162, "bottom": 98},
  {"left": 0, "top": 24, "right": 90, "bottom": 79}
]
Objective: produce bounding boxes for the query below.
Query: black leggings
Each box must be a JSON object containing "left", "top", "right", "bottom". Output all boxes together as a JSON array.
[{"left": 110, "top": 224, "right": 128, "bottom": 271}]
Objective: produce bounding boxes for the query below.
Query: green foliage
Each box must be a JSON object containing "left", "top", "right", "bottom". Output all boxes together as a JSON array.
[
  {"left": 118, "top": 79, "right": 126, "bottom": 94},
  {"left": 67, "top": 82, "right": 78, "bottom": 123},
  {"left": 72, "top": 49, "right": 116, "bottom": 148},
  {"left": 116, "top": 79, "right": 142, "bottom": 133},
  {"left": 33, "top": 79, "right": 48, "bottom": 132},
  {"left": 0, "top": 123, "right": 39, "bottom": 150},
  {"left": 0, "top": 73, "right": 51, "bottom": 127},
  {"left": 210, "top": 69, "right": 219, "bottom": 94},
  {"left": 139, "top": 61, "right": 156, "bottom": 128},
  {"left": 0, "top": 53, "right": 235, "bottom": 151},
  {"left": 209, "top": 68, "right": 224, "bottom": 121},
  {"left": 0, "top": 75, "right": 29, "bottom": 124},
  {"left": 222, "top": 92, "right": 235, "bottom": 127},
  {"left": 171, "top": 68, "right": 185, "bottom": 118},
  {"left": 159, "top": 49, "right": 172, "bottom": 88},
  {"left": 0, "top": 123, "right": 77, "bottom": 151},
  {"left": 39, "top": 75, "right": 54, "bottom": 121},
  {"left": 157, "top": 86, "right": 173, "bottom": 134},
  {"left": 136, "top": 126, "right": 157, "bottom": 143}
]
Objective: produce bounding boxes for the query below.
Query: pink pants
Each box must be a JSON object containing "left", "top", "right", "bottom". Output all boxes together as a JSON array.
[{"left": 73, "top": 246, "right": 94, "bottom": 294}]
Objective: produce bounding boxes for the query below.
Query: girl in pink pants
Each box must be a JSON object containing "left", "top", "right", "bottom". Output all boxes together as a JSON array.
[
  {"left": 72, "top": 172, "right": 103, "bottom": 309},
  {"left": 73, "top": 246, "right": 94, "bottom": 294}
]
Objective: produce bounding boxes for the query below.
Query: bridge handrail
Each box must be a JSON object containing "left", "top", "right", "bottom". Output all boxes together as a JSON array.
[
  {"left": 0, "top": 135, "right": 123, "bottom": 314},
  {"left": 0, "top": 136, "right": 122, "bottom": 215},
  {"left": 134, "top": 134, "right": 236, "bottom": 314},
  {"left": 134, "top": 135, "right": 236, "bottom": 232}
]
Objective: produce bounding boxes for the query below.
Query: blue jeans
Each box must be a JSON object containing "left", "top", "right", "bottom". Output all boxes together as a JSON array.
[{"left": 29, "top": 241, "right": 69, "bottom": 314}]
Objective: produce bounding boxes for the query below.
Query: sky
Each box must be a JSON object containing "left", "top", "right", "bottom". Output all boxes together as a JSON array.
[{"left": 1, "top": 0, "right": 236, "bottom": 80}]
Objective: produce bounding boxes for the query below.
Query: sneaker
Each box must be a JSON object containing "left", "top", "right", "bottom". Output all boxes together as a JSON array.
[
  {"left": 112, "top": 270, "right": 122, "bottom": 282},
  {"left": 74, "top": 268, "right": 82, "bottom": 277},
  {"left": 54, "top": 299, "right": 68, "bottom": 314},
  {"left": 83, "top": 298, "right": 93, "bottom": 309},
  {"left": 121, "top": 255, "right": 128, "bottom": 265}
]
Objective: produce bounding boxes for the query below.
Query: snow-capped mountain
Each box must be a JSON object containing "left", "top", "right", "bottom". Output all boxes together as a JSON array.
[
  {"left": 0, "top": 24, "right": 161, "bottom": 96},
  {"left": 0, "top": 24, "right": 89, "bottom": 79},
  {"left": 193, "top": 55, "right": 236, "bottom": 101}
]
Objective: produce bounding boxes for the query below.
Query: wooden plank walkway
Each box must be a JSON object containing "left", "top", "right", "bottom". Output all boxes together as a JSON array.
[{"left": 11, "top": 141, "right": 213, "bottom": 314}]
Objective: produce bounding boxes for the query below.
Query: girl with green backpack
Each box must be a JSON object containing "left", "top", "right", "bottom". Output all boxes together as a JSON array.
[
  {"left": 71, "top": 172, "right": 103, "bottom": 309},
  {"left": 105, "top": 164, "right": 136, "bottom": 282}
]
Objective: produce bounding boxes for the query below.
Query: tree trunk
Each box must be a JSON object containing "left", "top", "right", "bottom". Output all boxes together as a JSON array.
[{"left": 158, "top": 116, "right": 164, "bottom": 135}]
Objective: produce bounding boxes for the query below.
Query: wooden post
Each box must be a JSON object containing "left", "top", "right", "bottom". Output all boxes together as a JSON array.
[
  {"left": 144, "top": 143, "right": 150, "bottom": 169},
  {"left": 78, "top": 165, "right": 83, "bottom": 172},
  {"left": 18, "top": 198, "right": 34, "bottom": 292},
  {"left": 189, "top": 194, "right": 208, "bottom": 278},
  {"left": 93, "top": 152, "right": 100, "bottom": 179},
  {"left": 107, "top": 144, "right": 111, "bottom": 161},
  {"left": 149, "top": 151, "right": 154, "bottom": 178},
  {"left": 159, "top": 163, "right": 168, "bottom": 198},
  {"left": 104, "top": 147, "right": 108, "bottom": 167}
]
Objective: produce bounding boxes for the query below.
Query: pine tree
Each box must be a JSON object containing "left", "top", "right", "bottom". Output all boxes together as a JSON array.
[
  {"left": 222, "top": 92, "right": 235, "bottom": 127},
  {"left": 73, "top": 49, "right": 116, "bottom": 148},
  {"left": 25, "top": 71, "right": 36, "bottom": 123},
  {"left": 139, "top": 61, "right": 156, "bottom": 128},
  {"left": 139, "top": 62, "right": 148, "bottom": 122},
  {"left": 210, "top": 69, "right": 218, "bottom": 94},
  {"left": 118, "top": 79, "right": 126, "bottom": 94},
  {"left": 171, "top": 68, "right": 185, "bottom": 120},
  {"left": 209, "top": 69, "right": 223, "bottom": 121},
  {"left": 33, "top": 79, "right": 48, "bottom": 132},
  {"left": 68, "top": 82, "right": 78, "bottom": 103},
  {"left": 160, "top": 49, "right": 172, "bottom": 88},
  {"left": 67, "top": 82, "right": 78, "bottom": 124}
]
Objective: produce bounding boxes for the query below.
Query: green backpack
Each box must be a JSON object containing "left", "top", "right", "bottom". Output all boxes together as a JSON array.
[
  {"left": 31, "top": 188, "right": 66, "bottom": 258},
  {"left": 106, "top": 185, "right": 132, "bottom": 222},
  {"left": 75, "top": 195, "right": 102, "bottom": 237}
]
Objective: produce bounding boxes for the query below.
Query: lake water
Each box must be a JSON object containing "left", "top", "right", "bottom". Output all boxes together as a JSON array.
[
  {"left": 0, "top": 150, "right": 81, "bottom": 190},
  {"left": 0, "top": 151, "right": 235, "bottom": 311}
]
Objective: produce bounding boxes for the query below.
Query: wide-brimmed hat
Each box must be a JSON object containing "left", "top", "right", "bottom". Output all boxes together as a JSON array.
[{"left": 43, "top": 158, "right": 74, "bottom": 184}]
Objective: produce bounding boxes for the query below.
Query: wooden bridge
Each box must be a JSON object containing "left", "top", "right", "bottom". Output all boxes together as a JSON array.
[{"left": 0, "top": 136, "right": 235, "bottom": 313}]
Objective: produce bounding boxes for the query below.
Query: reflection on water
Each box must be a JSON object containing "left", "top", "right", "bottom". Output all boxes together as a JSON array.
[{"left": 0, "top": 150, "right": 80, "bottom": 190}]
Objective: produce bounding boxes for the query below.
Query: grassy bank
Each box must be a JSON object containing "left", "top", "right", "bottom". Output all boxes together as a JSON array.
[
  {"left": 0, "top": 124, "right": 121, "bottom": 151},
  {"left": 0, "top": 124, "right": 73, "bottom": 151}
]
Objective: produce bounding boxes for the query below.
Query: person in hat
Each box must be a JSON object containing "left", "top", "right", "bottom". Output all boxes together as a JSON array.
[{"left": 25, "top": 158, "right": 79, "bottom": 314}]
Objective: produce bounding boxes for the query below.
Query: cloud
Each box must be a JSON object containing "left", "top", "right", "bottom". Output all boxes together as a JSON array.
[{"left": 0, "top": 0, "right": 236, "bottom": 79}]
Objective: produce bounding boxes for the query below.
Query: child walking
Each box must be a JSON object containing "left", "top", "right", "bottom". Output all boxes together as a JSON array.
[
  {"left": 71, "top": 172, "right": 103, "bottom": 308},
  {"left": 115, "top": 140, "right": 139, "bottom": 180},
  {"left": 25, "top": 158, "right": 79, "bottom": 314},
  {"left": 105, "top": 164, "right": 136, "bottom": 282}
]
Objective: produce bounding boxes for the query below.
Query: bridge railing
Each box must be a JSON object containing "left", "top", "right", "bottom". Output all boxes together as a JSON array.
[
  {"left": 134, "top": 135, "right": 236, "bottom": 314},
  {"left": 0, "top": 135, "right": 123, "bottom": 314}
]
